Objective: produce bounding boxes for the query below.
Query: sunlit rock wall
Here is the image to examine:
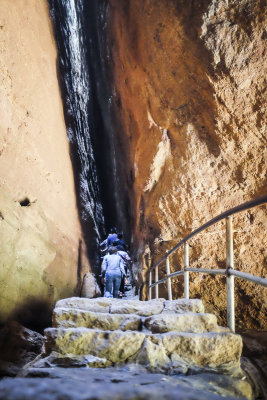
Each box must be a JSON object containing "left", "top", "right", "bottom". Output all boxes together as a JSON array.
[
  {"left": 0, "top": 0, "right": 91, "bottom": 326},
  {"left": 108, "top": 0, "right": 266, "bottom": 329}
]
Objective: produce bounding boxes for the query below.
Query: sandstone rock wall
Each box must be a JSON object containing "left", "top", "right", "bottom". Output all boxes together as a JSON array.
[
  {"left": 108, "top": 0, "right": 267, "bottom": 329},
  {"left": 0, "top": 0, "right": 91, "bottom": 325}
]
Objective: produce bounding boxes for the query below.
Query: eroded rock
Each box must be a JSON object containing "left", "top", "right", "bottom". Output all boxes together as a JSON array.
[
  {"left": 161, "top": 332, "right": 242, "bottom": 367},
  {"left": 110, "top": 299, "right": 164, "bottom": 316},
  {"left": 54, "top": 297, "right": 113, "bottom": 313},
  {"left": 145, "top": 312, "right": 219, "bottom": 333},
  {"left": 80, "top": 273, "right": 101, "bottom": 299},
  {"left": 108, "top": 0, "right": 267, "bottom": 332},
  {"left": 53, "top": 307, "right": 142, "bottom": 331},
  {"left": 163, "top": 299, "right": 205, "bottom": 314},
  {"left": 0, "top": 321, "right": 43, "bottom": 377},
  {"left": 32, "top": 351, "right": 111, "bottom": 369},
  {"left": 129, "top": 337, "right": 171, "bottom": 371},
  {"left": 44, "top": 328, "right": 146, "bottom": 363}
]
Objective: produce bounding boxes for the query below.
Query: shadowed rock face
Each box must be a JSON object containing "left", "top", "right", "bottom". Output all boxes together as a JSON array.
[
  {"left": 0, "top": 321, "right": 44, "bottom": 377},
  {"left": 107, "top": 0, "right": 267, "bottom": 330}
]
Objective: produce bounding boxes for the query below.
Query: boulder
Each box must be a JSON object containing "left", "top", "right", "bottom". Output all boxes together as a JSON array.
[
  {"left": 80, "top": 273, "right": 101, "bottom": 298},
  {"left": 0, "top": 321, "right": 43, "bottom": 377}
]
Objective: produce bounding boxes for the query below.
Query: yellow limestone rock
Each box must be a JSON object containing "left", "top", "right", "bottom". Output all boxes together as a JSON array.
[
  {"left": 145, "top": 312, "right": 219, "bottom": 334},
  {"left": 53, "top": 308, "right": 142, "bottom": 331},
  {"left": 110, "top": 299, "right": 164, "bottom": 316},
  {"left": 44, "top": 328, "right": 146, "bottom": 364}
]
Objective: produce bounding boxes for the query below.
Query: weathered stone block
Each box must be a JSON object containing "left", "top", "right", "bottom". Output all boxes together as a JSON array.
[
  {"left": 54, "top": 297, "right": 113, "bottom": 313},
  {"left": 110, "top": 299, "right": 164, "bottom": 316},
  {"left": 161, "top": 332, "right": 242, "bottom": 367},
  {"left": 129, "top": 337, "right": 171, "bottom": 371},
  {"left": 163, "top": 299, "right": 205, "bottom": 314},
  {"left": 144, "top": 312, "right": 219, "bottom": 333},
  {"left": 44, "top": 328, "right": 146, "bottom": 364},
  {"left": 53, "top": 308, "right": 142, "bottom": 331}
]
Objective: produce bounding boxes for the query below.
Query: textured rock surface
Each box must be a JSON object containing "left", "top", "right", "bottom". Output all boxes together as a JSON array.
[
  {"left": 81, "top": 273, "right": 101, "bottom": 299},
  {"left": 32, "top": 351, "right": 111, "bottom": 369},
  {"left": 129, "top": 337, "right": 171, "bottom": 371},
  {"left": 240, "top": 330, "right": 267, "bottom": 399},
  {"left": 54, "top": 297, "right": 112, "bottom": 313},
  {"left": 54, "top": 297, "right": 205, "bottom": 316},
  {"left": 44, "top": 327, "right": 242, "bottom": 369},
  {"left": 53, "top": 307, "right": 142, "bottom": 331},
  {"left": 144, "top": 312, "right": 219, "bottom": 333},
  {"left": 108, "top": 0, "right": 267, "bottom": 329},
  {"left": 0, "top": 0, "right": 93, "bottom": 324},
  {"left": 44, "top": 328, "right": 146, "bottom": 363},
  {"left": 0, "top": 367, "right": 253, "bottom": 400},
  {"left": 0, "top": 321, "right": 43, "bottom": 377},
  {"left": 21, "top": 297, "right": 253, "bottom": 398},
  {"left": 161, "top": 331, "right": 242, "bottom": 367},
  {"left": 110, "top": 299, "right": 164, "bottom": 316},
  {"left": 163, "top": 299, "right": 205, "bottom": 314}
]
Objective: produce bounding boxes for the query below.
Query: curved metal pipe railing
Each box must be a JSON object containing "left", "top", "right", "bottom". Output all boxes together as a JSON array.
[{"left": 146, "top": 194, "right": 267, "bottom": 332}]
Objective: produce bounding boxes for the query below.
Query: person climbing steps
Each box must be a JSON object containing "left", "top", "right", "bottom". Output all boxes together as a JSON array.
[{"left": 101, "top": 246, "right": 126, "bottom": 298}]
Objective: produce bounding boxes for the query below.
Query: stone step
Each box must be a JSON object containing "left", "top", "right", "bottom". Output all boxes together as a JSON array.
[
  {"left": 110, "top": 299, "right": 205, "bottom": 316},
  {"left": 53, "top": 308, "right": 226, "bottom": 334},
  {"left": 44, "top": 327, "right": 242, "bottom": 371},
  {"left": 55, "top": 297, "right": 112, "bottom": 314},
  {"left": 54, "top": 297, "right": 205, "bottom": 316},
  {"left": 53, "top": 307, "right": 142, "bottom": 331},
  {"left": 144, "top": 312, "right": 226, "bottom": 334},
  {"left": 44, "top": 328, "right": 145, "bottom": 365}
]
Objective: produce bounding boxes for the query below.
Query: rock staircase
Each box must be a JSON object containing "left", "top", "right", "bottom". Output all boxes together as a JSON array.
[{"left": 36, "top": 297, "right": 243, "bottom": 375}]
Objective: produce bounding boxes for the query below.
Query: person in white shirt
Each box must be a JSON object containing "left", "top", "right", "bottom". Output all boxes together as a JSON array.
[{"left": 101, "top": 246, "right": 126, "bottom": 298}]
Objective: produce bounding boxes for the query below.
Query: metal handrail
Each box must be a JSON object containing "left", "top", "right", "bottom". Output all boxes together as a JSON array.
[
  {"left": 146, "top": 194, "right": 267, "bottom": 332},
  {"left": 147, "top": 194, "right": 267, "bottom": 272}
]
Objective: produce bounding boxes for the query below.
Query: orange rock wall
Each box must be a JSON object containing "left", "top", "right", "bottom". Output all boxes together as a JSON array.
[
  {"left": 108, "top": 0, "right": 267, "bottom": 329},
  {"left": 0, "top": 0, "right": 90, "bottom": 323}
]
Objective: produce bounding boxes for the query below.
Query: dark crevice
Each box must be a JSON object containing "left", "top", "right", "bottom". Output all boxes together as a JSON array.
[
  {"left": 83, "top": 1, "right": 132, "bottom": 244},
  {"left": 48, "top": 0, "right": 132, "bottom": 271}
]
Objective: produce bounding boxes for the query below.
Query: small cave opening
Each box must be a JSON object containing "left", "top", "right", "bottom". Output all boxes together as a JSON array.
[{"left": 19, "top": 198, "right": 30, "bottom": 207}]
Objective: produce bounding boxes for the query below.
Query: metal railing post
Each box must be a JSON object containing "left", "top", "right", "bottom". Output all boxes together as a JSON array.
[
  {"left": 166, "top": 257, "right": 173, "bottom": 301},
  {"left": 184, "top": 242, "right": 189, "bottom": 299},
  {"left": 155, "top": 265, "right": 159, "bottom": 299},
  {"left": 149, "top": 271, "right": 152, "bottom": 300},
  {"left": 226, "top": 216, "right": 235, "bottom": 332},
  {"left": 148, "top": 271, "right": 152, "bottom": 300}
]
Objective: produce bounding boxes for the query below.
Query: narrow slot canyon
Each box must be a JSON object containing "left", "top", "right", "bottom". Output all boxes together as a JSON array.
[{"left": 0, "top": 0, "right": 266, "bottom": 399}]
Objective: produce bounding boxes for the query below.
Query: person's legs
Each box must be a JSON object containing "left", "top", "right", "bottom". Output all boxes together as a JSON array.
[
  {"left": 113, "top": 274, "right": 122, "bottom": 298},
  {"left": 104, "top": 274, "right": 113, "bottom": 298},
  {"left": 119, "top": 277, "right": 124, "bottom": 293}
]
